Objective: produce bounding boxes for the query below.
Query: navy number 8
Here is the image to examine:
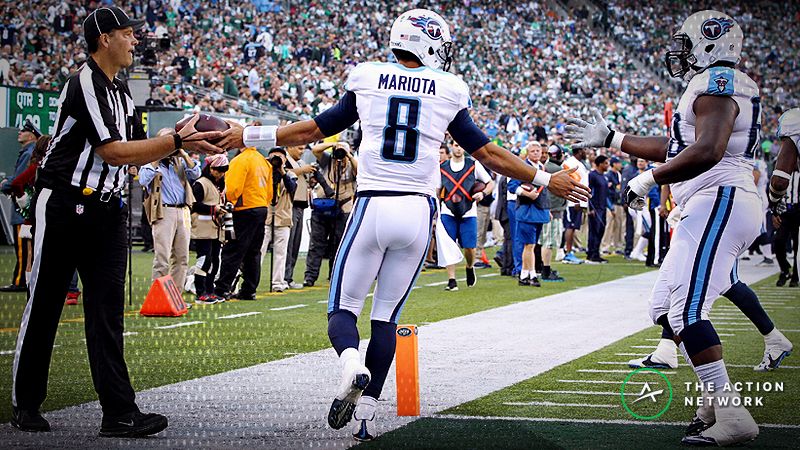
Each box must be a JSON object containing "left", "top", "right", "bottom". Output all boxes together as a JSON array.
[{"left": 382, "top": 97, "right": 420, "bottom": 163}]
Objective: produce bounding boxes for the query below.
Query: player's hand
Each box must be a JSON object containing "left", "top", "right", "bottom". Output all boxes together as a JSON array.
[
  {"left": 549, "top": 167, "right": 591, "bottom": 203},
  {"left": 772, "top": 214, "right": 782, "bottom": 229},
  {"left": 177, "top": 114, "right": 225, "bottom": 155},
  {"left": 659, "top": 206, "right": 670, "bottom": 219},
  {"left": 565, "top": 109, "right": 611, "bottom": 149},
  {"left": 217, "top": 120, "right": 245, "bottom": 150},
  {"left": 624, "top": 169, "right": 656, "bottom": 210},
  {"left": 472, "top": 191, "right": 485, "bottom": 202}
]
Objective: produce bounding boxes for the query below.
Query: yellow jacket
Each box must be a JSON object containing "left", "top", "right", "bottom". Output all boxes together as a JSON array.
[{"left": 225, "top": 148, "right": 273, "bottom": 210}]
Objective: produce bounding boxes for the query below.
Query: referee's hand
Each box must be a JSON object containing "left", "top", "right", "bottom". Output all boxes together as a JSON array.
[{"left": 177, "top": 114, "right": 225, "bottom": 155}]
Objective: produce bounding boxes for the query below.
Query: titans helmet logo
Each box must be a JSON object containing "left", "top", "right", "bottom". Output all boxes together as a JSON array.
[
  {"left": 408, "top": 16, "right": 443, "bottom": 41},
  {"left": 700, "top": 17, "right": 734, "bottom": 41}
]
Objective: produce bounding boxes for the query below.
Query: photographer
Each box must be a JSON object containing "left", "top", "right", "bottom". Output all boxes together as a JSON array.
[
  {"left": 214, "top": 145, "right": 272, "bottom": 300},
  {"left": 285, "top": 145, "right": 315, "bottom": 289},
  {"left": 259, "top": 148, "right": 297, "bottom": 292},
  {"left": 190, "top": 154, "right": 228, "bottom": 304},
  {"left": 139, "top": 128, "right": 201, "bottom": 294},
  {"left": 303, "top": 141, "right": 357, "bottom": 287}
]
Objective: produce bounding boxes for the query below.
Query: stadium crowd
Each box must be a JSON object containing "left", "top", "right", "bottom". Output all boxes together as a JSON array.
[{"left": 1, "top": 0, "right": 798, "bottom": 297}]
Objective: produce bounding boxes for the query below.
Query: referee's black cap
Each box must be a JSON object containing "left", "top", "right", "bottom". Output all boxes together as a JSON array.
[{"left": 83, "top": 7, "right": 145, "bottom": 44}]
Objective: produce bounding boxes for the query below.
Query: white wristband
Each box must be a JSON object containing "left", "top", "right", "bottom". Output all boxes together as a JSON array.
[
  {"left": 773, "top": 169, "right": 793, "bottom": 181},
  {"left": 243, "top": 125, "right": 278, "bottom": 149},
  {"left": 532, "top": 169, "right": 552, "bottom": 187},
  {"left": 610, "top": 131, "right": 626, "bottom": 149}
]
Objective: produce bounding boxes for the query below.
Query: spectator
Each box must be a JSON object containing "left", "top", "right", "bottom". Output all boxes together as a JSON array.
[
  {"left": 285, "top": 144, "right": 315, "bottom": 289},
  {"left": 540, "top": 145, "right": 566, "bottom": 281},
  {"left": 602, "top": 156, "right": 625, "bottom": 254},
  {"left": 561, "top": 147, "right": 589, "bottom": 264},
  {"left": 304, "top": 141, "right": 357, "bottom": 287},
  {"left": 0, "top": 119, "right": 39, "bottom": 292},
  {"left": 439, "top": 142, "right": 494, "bottom": 291},
  {"left": 139, "top": 129, "right": 201, "bottom": 292},
  {"left": 260, "top": 147, "right": 297, "bottom": 292},
  {"left": 621, "top": 156, "right": 640, "bottom": 258},
  {"left": 508, "top": 142, "right": 550, "bottom": 286},
  {"left": 215, "top": 146, "right": 272, "bottom": 300},
  {"left": 587, "top": 155, "right": 610, "bottom": 264},
  {"left": 190, "top": 154, "right": 228, "bottom": 305}
]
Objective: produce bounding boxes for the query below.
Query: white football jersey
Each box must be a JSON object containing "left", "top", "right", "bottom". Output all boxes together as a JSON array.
[
  {"left": 778, "top": 108, "right": 800, "bottom": 155},
  {"left": 666, "top": 67, "right": 760, "bottom": 207},
  {"left": 346, "top": 62, "right": 471, "bottom": 196}
]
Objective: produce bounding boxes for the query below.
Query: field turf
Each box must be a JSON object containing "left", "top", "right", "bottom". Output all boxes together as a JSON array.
[{"left": 0, "top": 246, "right": 652, "bottom": 423}]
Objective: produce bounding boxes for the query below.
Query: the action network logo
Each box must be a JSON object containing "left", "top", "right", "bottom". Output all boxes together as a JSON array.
[{"left": 620, "top": 368, "right": 674, "bottom": 420}]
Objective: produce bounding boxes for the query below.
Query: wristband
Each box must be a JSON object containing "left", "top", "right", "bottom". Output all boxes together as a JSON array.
[
  {"left": 610, "top": 131, "right": 626, "bottom": 149},
  {"left": 243, "top": 125, "right": 278, "bottom": 149},
  {"left": 532, "top": 169, "right": 552, "bottom": 187},
  {"left": 769, "top": 185, "right": 787, "bottom": 203},
  {"left": 773, "top": 169, "right": 793, "bottom": 181},
  {"left": 172, "top": 133, "right": 182, "bottom": 150}
]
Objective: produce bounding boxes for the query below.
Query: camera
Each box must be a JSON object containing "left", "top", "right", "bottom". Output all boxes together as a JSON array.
[
  {"left": 134, "top": 31, "right": 171, "bottom": 67},
  {"left": 332, "top": 146, "right": 348, "bottom": 160},
  {"left": 221, "top": 202, "right": 235, "bottom": 240},
  {"left": 269, "top": 155, "right": 284, "bottom": 170}
]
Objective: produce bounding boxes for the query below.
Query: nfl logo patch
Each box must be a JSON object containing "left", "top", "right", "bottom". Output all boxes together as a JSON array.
[{"left": 76, "top": 204, "right": 84, "bottom": 215}]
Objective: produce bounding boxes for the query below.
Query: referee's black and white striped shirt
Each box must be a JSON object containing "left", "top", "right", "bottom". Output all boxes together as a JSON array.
[
  {"left": 788, "top": 171, "right": 800, "bottom": 206},
  {"left": 38, "top": 56, "right": 145, "bottom": 194}
]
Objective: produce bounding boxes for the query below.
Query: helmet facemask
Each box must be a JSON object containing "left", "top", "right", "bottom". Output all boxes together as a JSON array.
[{"left": 664, "top": 33, "right": 696, "bottom": 79}]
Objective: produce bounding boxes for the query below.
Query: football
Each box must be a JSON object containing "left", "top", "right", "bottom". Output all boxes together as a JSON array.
[
  {"left": 471, "top": 181, "right": 487, "bottom": 195},
  {"left": 175, "top": 113, "right": 230, "bottom": 143}
]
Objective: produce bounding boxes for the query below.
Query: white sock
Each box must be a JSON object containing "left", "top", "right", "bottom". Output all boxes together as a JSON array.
[
  {"left": 25, "top": 271, "right": 31, "bottom": 287},
  {"left": 339, "top": 347, "right": 360, "bottom": 372},
  {"left": 764, "top": 328, "right": 787, "bottom": 345},
  {"left": 521, "top": 269, "right": 530, "bottom": 279},
  {"left": 354, "top": 395, "right": 378, "bottom": 421},
  {"left": 654, "top": 338, "right": 676, "bottom": 358},
  {"left": 695, "top": 359, "right": 740, "bottom": 411}
]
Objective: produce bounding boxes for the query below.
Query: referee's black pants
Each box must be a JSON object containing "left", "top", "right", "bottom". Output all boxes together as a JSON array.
[
  {"left": 775, "top": 207, "right": 800, "bottom": 280},
  {"left": 215, "top": 207, "right": 267, "bottom": 297},
  {"left": 13, "top": 188, "right": 137, "bottom": 418}
]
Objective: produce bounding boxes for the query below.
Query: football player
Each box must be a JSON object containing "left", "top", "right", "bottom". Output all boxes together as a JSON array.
[
  {"left": 769, "top": 109, "right": 800, "bottom": 282},
  {"left": 217, "top": 9, "right": 589, "bottom": 441},
  {"left": 567, "top": 10, "right": 781, "bottom": 446}
]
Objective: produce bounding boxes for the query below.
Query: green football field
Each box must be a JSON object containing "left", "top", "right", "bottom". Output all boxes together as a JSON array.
[
  {"left": 0, "top": 245, "right": 652, "bottom": 424},
  {"left": 367, "top": 276, "right": 800, "bottom": 448}
]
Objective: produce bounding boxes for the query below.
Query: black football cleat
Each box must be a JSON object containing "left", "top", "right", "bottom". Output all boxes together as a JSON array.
[
  {"left": 99, "top": 411, "right": 168, "bottom": 438},
  {"left": 11, "top": 408, "right": 50, "bottom": 432}
]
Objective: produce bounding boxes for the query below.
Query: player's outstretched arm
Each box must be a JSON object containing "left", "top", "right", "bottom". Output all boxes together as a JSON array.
[
  {"left": 472, "top": 142, "right": 589, "bottom": 203},
  {"left": 566, "top": 109, "right": 669, "bottom": 162},
  {"left": 217, "top": 92, "right": 359, "bottom": 150}
]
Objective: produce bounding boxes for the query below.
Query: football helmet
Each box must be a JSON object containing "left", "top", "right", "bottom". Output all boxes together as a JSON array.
[
  {"left": 389, "top": 9, "right": 453, "bottom": 71},
  {"left": 665, "top": 10, "right": 743, "bottom": 80}
]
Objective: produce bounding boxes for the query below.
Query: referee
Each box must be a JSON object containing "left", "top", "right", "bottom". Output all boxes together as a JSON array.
[{"left": 10, "top": 7, "right": 223, "bottom": 437}]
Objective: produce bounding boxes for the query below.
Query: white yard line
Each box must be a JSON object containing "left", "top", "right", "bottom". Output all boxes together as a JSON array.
[
  {"left": 269, "top": 304, "right": 307, "bottom": 311},
  {"left": 525, "top": 389, "right": 637, "bottom": 396},
  {"left": 154, "top": 321, "right": 204, "bottom": 329},
  {"left": 217, "top": 312, "right": 262, "bottom": 319},
  {"left": 578, "top": 369, "right": 677, "bottom": 375},
  {"left": 435, "top": 414, "right": 800, "bottom": 429},
  {"left": 557, "top": 379, "right": 657, "bottom": 385},
  {"left": 502, "top": 401, "right": 619, "bottom": 408}
]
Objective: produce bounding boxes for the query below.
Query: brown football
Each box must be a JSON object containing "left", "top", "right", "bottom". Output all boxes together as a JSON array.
[
  {"left": 175, "top": 113, "right": 229, "bottom": 143},
  {"left": 471, "top": 181, "right": 487, "bottom": 195}
]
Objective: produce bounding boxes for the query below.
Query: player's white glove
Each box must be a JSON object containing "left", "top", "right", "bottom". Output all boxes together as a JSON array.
[
  {"left": 624, "top": 169, "right": 656, "bottom": 211},
  {"left": 565, "top": 109, "right": 625, "bottom": 149}
]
